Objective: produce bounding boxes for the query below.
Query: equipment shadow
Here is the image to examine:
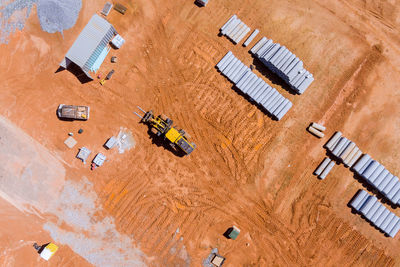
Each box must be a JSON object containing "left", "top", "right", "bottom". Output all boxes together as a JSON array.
[{"left": 146, "top": 127, "right": 186, "bottom": 157}]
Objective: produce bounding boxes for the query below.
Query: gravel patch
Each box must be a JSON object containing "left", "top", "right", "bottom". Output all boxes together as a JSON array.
[
  {"left": 0, "top": 0, "right": 82, "bottom": 43},
  {"left": 37, "top": 0, "right": 81, "bottom": 34}
]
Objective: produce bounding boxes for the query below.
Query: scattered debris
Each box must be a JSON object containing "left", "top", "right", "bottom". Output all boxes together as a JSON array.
[
  {"left": 57, "top": 104, "right": 90, "bottom": 120},
  {"left": 114, "top": 3, "right": 127, "bottom": 15},
  {"left": 64, "top": 136, "right": 77, "bottom": 149},
  {"left": 104, "top": 136, "right": 117, "bottom": 149},
  {"left": 101, "top": 2, "right": 113, "bottom": 16},
  {"left": 92, "top": 153, "right": 106, "bottom": 167},
  {"left": 111, "top": 34, "right": 125, "bottom": 49},
  {"left": 111, "top": 56, "right": 117, "bottom": 63},
  {"left": 68, "top": 132, "right": 74, "bottom": 136},
  {"left": 115, "top": 128, "right": 135, "bottom": 154},
  {"left": 76, "top": 147, "right": 91, "bottom": 164},
  {"left": 100, "top": 69, "right": 115, "bottom": 85}
]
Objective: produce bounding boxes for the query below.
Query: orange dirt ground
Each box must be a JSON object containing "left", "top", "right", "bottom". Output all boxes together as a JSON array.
[{"left": 1, "top": 0, "right": 400, "bottom": 266}]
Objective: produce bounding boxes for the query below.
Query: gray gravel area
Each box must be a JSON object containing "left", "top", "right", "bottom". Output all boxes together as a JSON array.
[
  {"left": 37, "top": 0, "right": 81, "bottom": 34},
  {"left": 0, "top": 0, "right": 81, "bottom": 43}
]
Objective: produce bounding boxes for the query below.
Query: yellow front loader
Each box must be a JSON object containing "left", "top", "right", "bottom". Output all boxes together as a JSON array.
[{"left": 134, "top": 106, "right": 196, "bottom": 156}]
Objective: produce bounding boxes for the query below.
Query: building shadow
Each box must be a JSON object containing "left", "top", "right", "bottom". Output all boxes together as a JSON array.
[
  {"left": 55, "top": 60, "right": 92, "bottom": 84},
  {"left": 223, "top": 227, "right": 233, "bottom": 239}
]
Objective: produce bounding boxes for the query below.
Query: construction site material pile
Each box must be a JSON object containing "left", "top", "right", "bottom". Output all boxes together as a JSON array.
[
  {"left": 324, "top": 131, "right": 363, "bottom": 167},
  {"left": 350, "top": 190, "right": 400, "bottom": 237},
  {"left": 352, "top": 154, "right": 400, "bottom": 206},
  {"left": 324, "top": 131, "right": 400, "bottom": 205},
  {"left": 220, "top": 15, "right": 251, "bottom": 45},
  {"left": 250, "top": 37, "right": 314, "bottom": 94},
  {"left": 216, "top": 51, "right": 293, "bottom": 120}
]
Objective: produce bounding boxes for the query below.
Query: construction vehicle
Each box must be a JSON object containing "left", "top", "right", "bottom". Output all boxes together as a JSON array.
[
  {"left": 57, "top": 104, "right": 89, "bottom": 120},
  {"left": 34, "top": 242, "right": 59, "bottom": 261},
  {"left": 134, "top": 106, "right": 196, "bottom": 155},
  {"left": 100, "top": 69, "right": 115, "bottom": 85}
]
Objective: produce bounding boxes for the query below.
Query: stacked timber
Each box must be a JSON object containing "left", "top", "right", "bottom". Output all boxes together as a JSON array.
[
  {"left": 352, "top": 154, "right": 400, "bottom": 206},
  {"left": 216, "top": 51, "right": 292, "bottom": 120},
  {"left": 220, "top": 15, "right": 251, "bottom": 45},
  {"left": 350, "top": 190, "right": 400, "bottom": 237},
  {"left": 250, "top": 37, "right": 314, "bottom": 94}
]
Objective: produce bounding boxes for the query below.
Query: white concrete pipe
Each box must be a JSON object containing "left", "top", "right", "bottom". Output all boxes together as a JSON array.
[
  {"left": 351, "top": 154, "right": 370, "bottom": 173},
  {"left": 378, "top": 173, "right": 394, "bottom": 191},
  {"left": 368, "top": 165, "right": 385, "bottom": 184},
  {"left": 339, "top": 142, "right": 355, "bottom": 161},
  {"left": 362, "top": 161, "right": 379, "bottom": 179},
  {"left": 347, "top": 149, "right": 362, "bottom": 168},
  {"left": 324, "top": 131, "right": 342, "bottom": 150},
  {"left": 308, "top": 126, "right": 324, "bottom": 138},
  {"left": 343, "top": 146, "right": 358, "bottom": 166},
  {"left": 311, "top": 122, "right": 326, "bottom": 132},
  {"left": 331, "top": 137, "right": 347, "bottom": 156},
  {"left": 319, "top": 161, "right": 335, "bottom": 180},
  {"left": 314, "top": 157, "right": 331, "bottom": 176},
  {"left": 337, "top": 139, "right": 351, "bottom": 157},
  {"left": 372, "top": 169, "right": 389, "bottom": 188},
  {"left": 359, "top": 158, "right": 373, "bottom": 174}
]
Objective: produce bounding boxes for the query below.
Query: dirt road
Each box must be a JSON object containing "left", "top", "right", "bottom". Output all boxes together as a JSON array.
[{"left": 1, "top": 0, "right": 400, "bottom": 266}]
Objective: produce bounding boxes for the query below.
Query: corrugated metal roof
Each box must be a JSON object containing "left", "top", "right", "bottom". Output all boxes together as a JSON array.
[{"left": 63, "top": 14, "right": 116, "bottom": 73}]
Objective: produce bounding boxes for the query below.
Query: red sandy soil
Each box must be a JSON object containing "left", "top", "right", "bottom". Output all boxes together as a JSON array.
[{"left": 1, "top": 0, "right": 400, "bottom": 266}]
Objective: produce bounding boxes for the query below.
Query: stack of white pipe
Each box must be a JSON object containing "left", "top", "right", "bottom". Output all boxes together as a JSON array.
[
  {"left": 352, "top": 154, "right": 400, "bottom": 206},
  {"left": 243, "top": 29, "right": 259, "bottom": 47},
  {"left": 314, "top": 157, "right": 335, "bottom": 180},
  {"left": 308, "top": 122, "right": 325, "bottom": 138},
  {"left": 220, "top": 15, "right": 251, "bottom": 45},
  {"left": 250, "top": 37, "right": 314, "bottom": 94},
  {"left": 216, "top": 51, "right": 292, "bottom": 120},
  {"left": 350, "top": 190, "right": 400, "bottom": 237},
  {"left": 324, "top": 131, "right": 363, "bottom": 167}
]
